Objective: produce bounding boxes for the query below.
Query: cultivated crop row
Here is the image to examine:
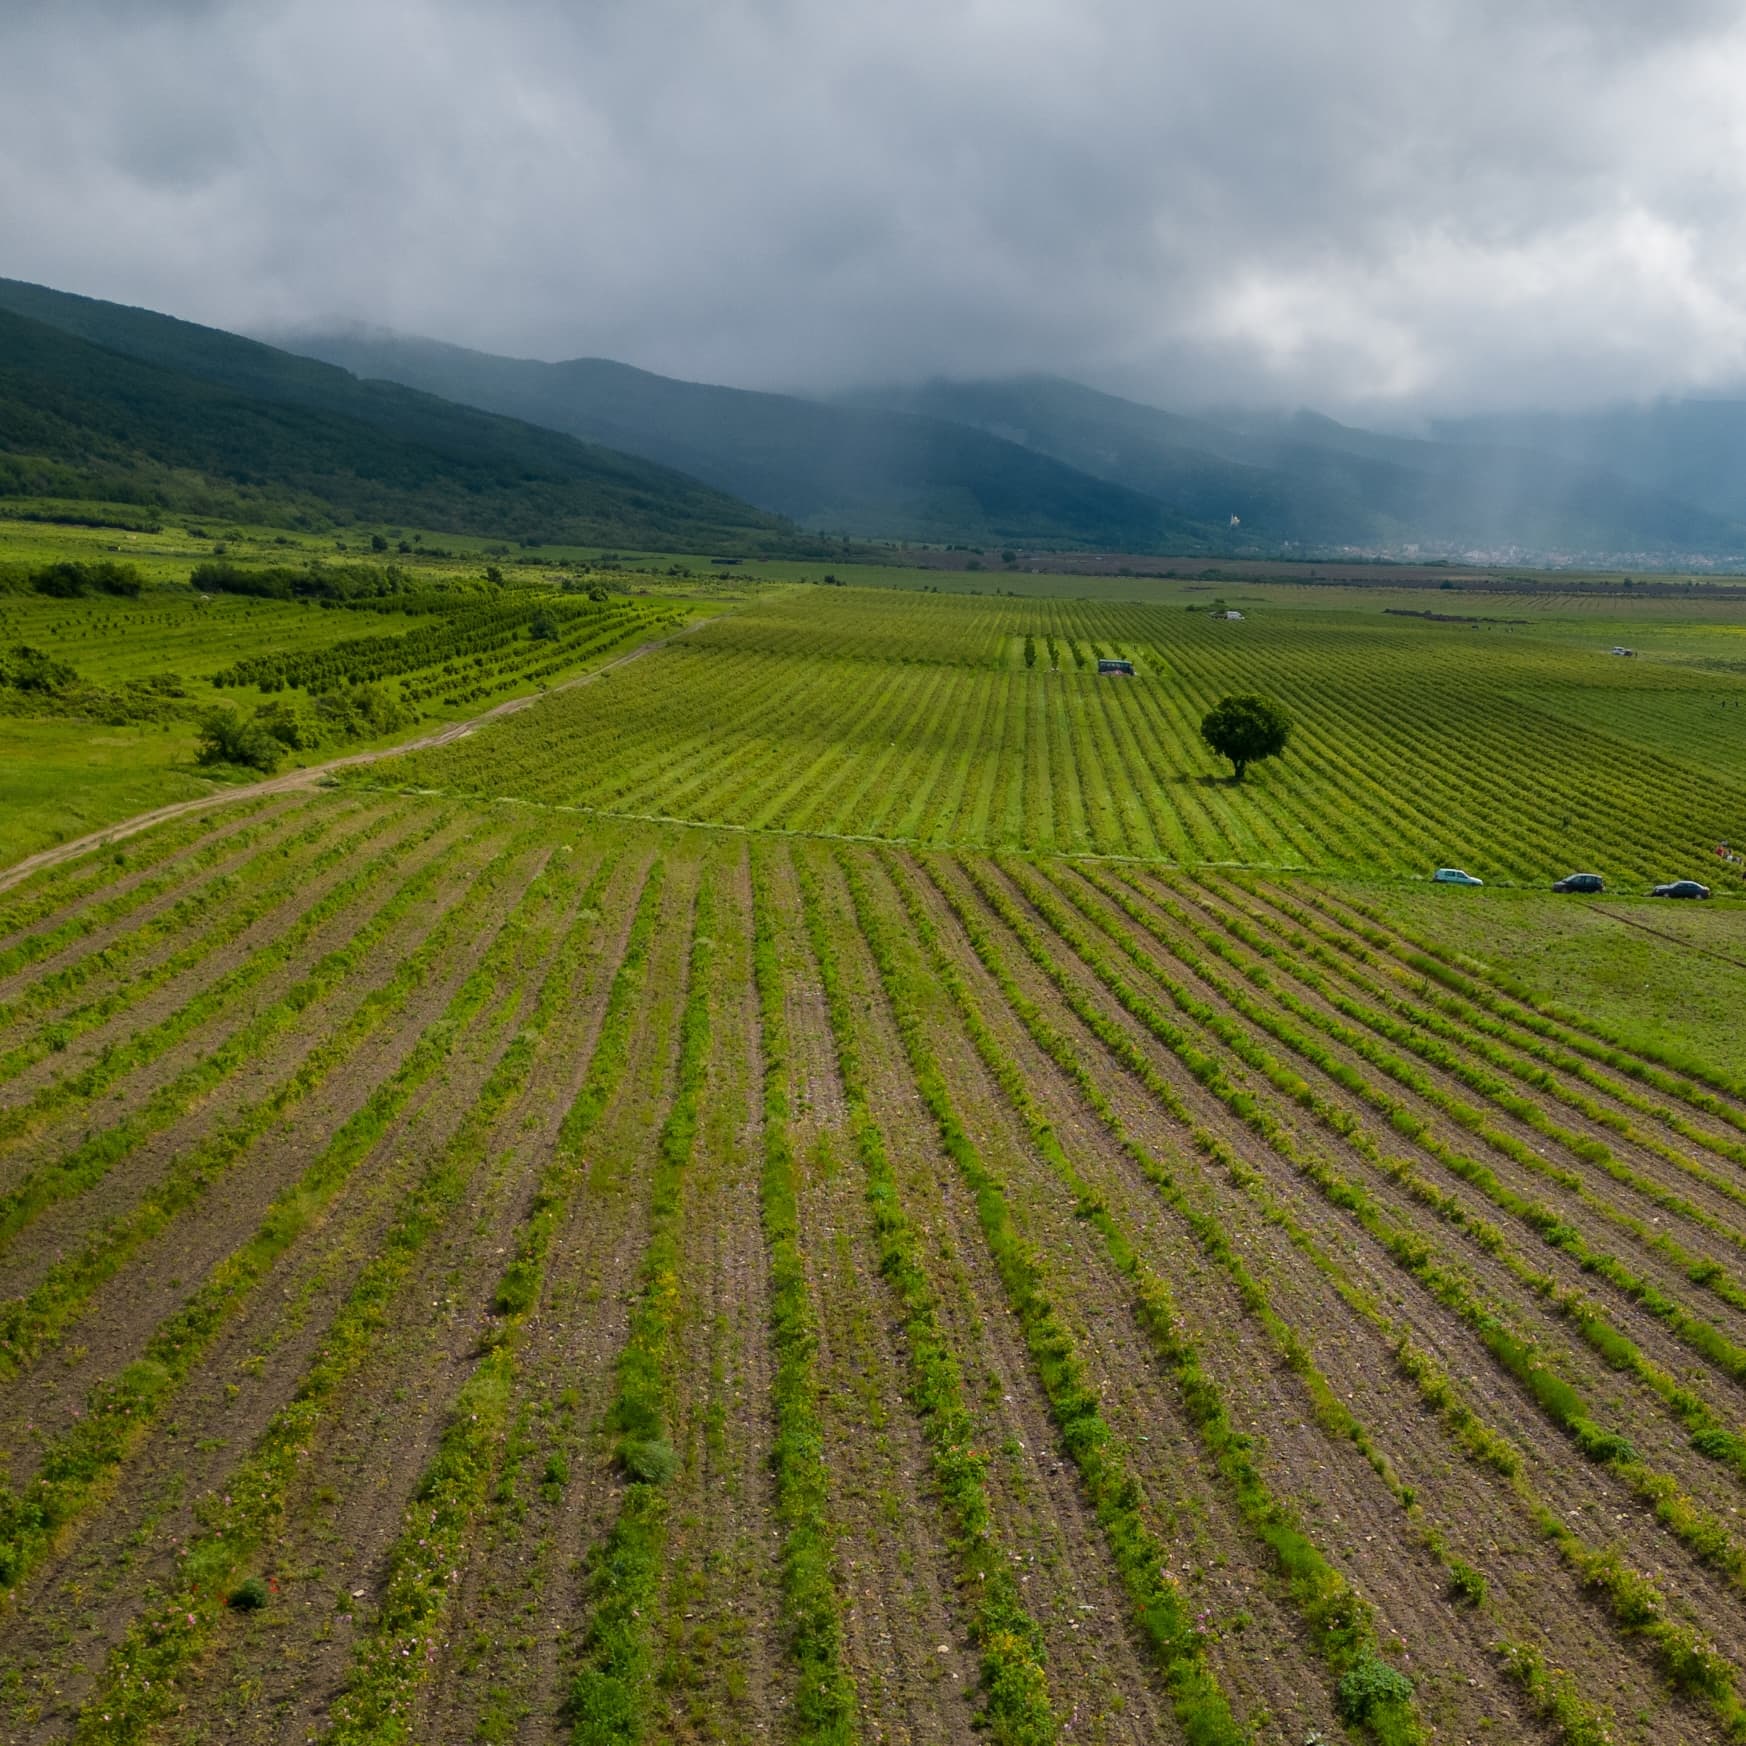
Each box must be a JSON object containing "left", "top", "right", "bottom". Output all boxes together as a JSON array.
[
  {"left": 3, "top": 788, "right": 1743, "bottom": 1742},
  {"left": 370, "top": 589, "right": 1746, "bottom": 886}
]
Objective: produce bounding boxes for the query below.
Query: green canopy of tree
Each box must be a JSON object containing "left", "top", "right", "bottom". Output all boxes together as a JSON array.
[{"left": 1200, "top": 693, "right": 1291, "bottom": 781}]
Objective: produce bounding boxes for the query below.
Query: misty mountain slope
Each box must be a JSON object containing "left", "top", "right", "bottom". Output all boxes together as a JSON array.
[
  {"left": 0, "top": 288, "right": 797, "bottom": 549},
  {"left": 841, "top": 374, "right": 1383, "bottom": 544},
  {"left": 270, "top": 327, "right": 1226, "bottom": 551},
  {"left": 855, "top": 376, "right": 1746, "bottom": 556},
  {"left": 1434, "top": 401, "right": 1746, "bottom": 524},
  {"left": 1214, "top": 406, "right": 1746, "bottom": 553},
  {"left": 0, "top": 275, "right": 799, "bottom": 548}
]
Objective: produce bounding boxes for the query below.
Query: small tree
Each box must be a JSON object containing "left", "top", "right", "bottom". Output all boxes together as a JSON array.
[
  {"left": 1200, "top": 693, "right": 1290, "bottom": 782},
  {"left": 196, "top": 705, "right": 281, "bottom": 772}
]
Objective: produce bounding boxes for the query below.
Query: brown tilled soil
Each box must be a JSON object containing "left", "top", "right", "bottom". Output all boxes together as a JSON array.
[
  {"left": 887, "top": 853, "right": 1352, "bottom": 1740},
  {"left": 945, "top": 853, "right": 1714, "bottom": 1743},
  {"left": 0, "top": 803, "right": 405, "bottom": 1096},
  {"left": 0, "top": 834, "right": 567, "bottom": 1498},
  {"left": 0, "top": 801, "right": 421, "bottom": 1102},
  {"left": 1086, "top": 870, "right": 1746, "bottom": 1460},
  {"left": 0, "top": 875, "right": 548, "bottom": 1744},
  {"left": 405, "top": 851, "right": 688, "bottom": 1746},
  {"left": 811, "top": 848, "right": 1185, "bottom": 1744},
  {"left": 0, "top": 798, "right": 343, "bottom": 1022},
  {"left": 641, "top": 853, "right": 782, "bottom": 1743},
  {"left": 0, "top": 819, "right": 493, "bottom": 1314},
  {"left": 0, "top": 808, "right": 476, "bottom": 1180},
  {"left": 152, "top": 849, "right": 655, "bottom": 1746},
  {"left": 1150, "top": 871, "right": 1746, "bottom": 1350},
  {"left": 765, "top": 846, "right": 983, "bottom": 1745},
  {"left": 1038, "top": 890, "right": 1746, "bottom": 1667},
  {"left": 0, "top": 798, "right": 298, "bottom": 955}
]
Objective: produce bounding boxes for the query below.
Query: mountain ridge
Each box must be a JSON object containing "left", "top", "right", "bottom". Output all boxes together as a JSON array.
[{"left": 0, "top": 277, "right": 811, "bottom": 552}]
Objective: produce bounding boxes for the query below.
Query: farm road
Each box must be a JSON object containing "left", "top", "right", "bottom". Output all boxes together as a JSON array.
[{"left": 0, "top": 618, "right": 717, "bottom": 895}]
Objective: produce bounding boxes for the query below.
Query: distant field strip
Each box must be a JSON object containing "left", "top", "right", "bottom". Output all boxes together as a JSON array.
[
  {"left": 366, "top": 588, "right": 1746, "bottom": 885},
  {"left": 3, "top": 786, "right": 1745, "bottom": 1741}
]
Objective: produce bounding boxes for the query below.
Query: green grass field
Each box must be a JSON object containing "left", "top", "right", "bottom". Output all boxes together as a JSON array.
[
  {"left": 0, "top": 518, "right": 719, "bottom": 863},
  {"left": 5, "top": 526, "right": 1746, "bottom": 1746}
]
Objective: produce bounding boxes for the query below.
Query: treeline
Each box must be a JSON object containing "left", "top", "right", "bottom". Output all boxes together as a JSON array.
[
  {"left": 0, "top": 643, "right": 185, "bottom": 725},
  {"left": 196, "top": 684, "right": 410, "bottom": 773},
  {"left": 190, "top": 560, "right": 425, "bottom": 603},
  {"left": 0, "top": 559, "right": 145, "bottom": 598}
]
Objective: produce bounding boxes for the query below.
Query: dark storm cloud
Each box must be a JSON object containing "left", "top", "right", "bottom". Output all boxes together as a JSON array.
[{"left": 3, "top": 0, "right": 1744, "bottom": 413}]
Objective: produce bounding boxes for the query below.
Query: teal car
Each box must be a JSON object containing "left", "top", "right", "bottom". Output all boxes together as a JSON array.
[{"left": 1432, "top": 867, "right": 1483, "bottom": 886}]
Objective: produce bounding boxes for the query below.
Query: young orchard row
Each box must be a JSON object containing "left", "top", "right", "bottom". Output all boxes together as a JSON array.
[
  {"left": 2, "top": 788, "right": 1743, "bottom": 1741},
  {"left": 368, "top": 588, "right": 1746, "bottom": 886}
]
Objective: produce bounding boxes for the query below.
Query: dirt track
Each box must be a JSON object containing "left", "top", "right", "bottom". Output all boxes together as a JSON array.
[{"left": 0, "top": 622, "right": 706, "bottom": 896}]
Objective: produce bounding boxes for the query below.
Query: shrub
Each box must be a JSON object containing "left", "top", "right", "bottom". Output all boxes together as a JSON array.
[
  {"left": 529, "top": 610, "right": 559, "bottom": 641},
  {"left": 254, "top": 699, "right": 321, "bottom": 751},
  {"left": 1336, "top": 1654, "right": 1415, "bottom": 1723},
  {"left": 1446, "top": 1560, "right": 1487, "bottom": 1607},
  {"left": 195, "top": 705, "right": 282, "bottom": 772},
  {"left": 619, "top": 1437, "right": 678, "bottom": 1484},
  {"left": 228, "top": 1576, "right": 270, "bottom": 1611},
  {"left": 29, "top": 560, "right": 142, "bottom": 598},
  {"left": 312, "top": 682, "right": 410, "bottom": 741},
  {"left": 2, "top": 644, "right": 78, "bottom": 694}
]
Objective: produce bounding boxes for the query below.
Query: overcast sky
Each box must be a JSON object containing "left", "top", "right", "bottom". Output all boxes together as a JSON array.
[{"left": 4, "top": 0, "right": 1745, "bottom": 417}]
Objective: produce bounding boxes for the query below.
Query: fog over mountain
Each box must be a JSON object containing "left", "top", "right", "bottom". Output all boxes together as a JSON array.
[{"left": 4, "top": 0, "right": 1746, "bottom": 421}]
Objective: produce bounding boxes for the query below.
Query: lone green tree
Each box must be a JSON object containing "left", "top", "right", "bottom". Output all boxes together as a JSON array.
[{"left": 1200, "top": 693, "right": 1290, "bottom": 781}]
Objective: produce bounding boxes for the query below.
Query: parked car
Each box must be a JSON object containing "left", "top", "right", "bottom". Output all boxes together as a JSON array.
[
  {"left": 1552, "top": 873, "right": 1604, "bottom": 894},
  {"left": 1650, "top": 880, "right": 1712, "bottom": 899},
  {"left": 1432, "top": 868, "right": 1484, "bottom": 886}
]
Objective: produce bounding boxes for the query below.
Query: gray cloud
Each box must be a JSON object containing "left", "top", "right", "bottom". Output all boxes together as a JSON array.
[{"left": 3, "top": 0, "right": 1745, "bottom": 415}]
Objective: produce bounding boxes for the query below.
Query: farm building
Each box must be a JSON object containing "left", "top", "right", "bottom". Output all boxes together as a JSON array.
[
  {"left": 1220, "top": 610, "right": 1245, "bottom": 621},
  {"left": 1097, "top": 657, "right": 1135, "bottom": 676}
]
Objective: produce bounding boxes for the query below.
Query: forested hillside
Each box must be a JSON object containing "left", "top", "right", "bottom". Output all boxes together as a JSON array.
[
  {"left": 0, "top": 283, "right": 805, "bottom": 552},
  {"left": 276, "top": 328, "right": 1230, "bottom": 551}
]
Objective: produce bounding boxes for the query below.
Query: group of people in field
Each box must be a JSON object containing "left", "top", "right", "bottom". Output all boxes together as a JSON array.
[{"left": 1718, "top": 842, "right": 1742, "bottom": 865}]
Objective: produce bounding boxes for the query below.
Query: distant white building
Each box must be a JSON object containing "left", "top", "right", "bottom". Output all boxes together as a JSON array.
[{"left": 1221, "top": 610, "right": 1245, "bottom": 621}]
